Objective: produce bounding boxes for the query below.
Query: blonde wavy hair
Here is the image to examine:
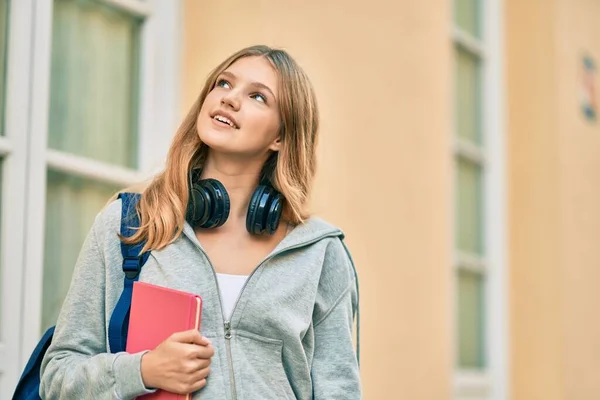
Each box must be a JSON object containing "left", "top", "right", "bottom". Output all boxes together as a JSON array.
[{"left": 119, "top": 45, "right": 319, "bottom": 252}]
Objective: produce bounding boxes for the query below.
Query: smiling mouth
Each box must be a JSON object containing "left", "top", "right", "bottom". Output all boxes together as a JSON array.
[{"left": 213, "top": 115, "right": 238, "bottom": 129}]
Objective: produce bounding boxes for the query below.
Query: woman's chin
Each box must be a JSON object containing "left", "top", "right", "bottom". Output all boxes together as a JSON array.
[
  {"left": 199, "top": 128, "right": 234, "bottom": 147},
  {"left": 199, "top": 136, "right": 237, "bottom": 156},
  {"left": 198, "top": 128, "right": 261, "bottom": 159}
]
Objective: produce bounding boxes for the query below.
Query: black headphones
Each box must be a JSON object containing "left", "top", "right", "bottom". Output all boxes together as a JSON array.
[{"left": 185, "top": 168, "right": 284, "bottom": 235}]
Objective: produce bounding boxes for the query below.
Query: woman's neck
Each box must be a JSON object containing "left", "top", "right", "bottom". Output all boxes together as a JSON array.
[{"left": 200, "top": 152, "right": 267, "bottom": 221}]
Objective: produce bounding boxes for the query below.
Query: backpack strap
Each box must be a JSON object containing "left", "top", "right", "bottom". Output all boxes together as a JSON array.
[
  {"left": 108, "top": 193, "right": 150, "bottom": 353},
  {"left": 12, "top": 326, "right": 55, "bottom": 399}
]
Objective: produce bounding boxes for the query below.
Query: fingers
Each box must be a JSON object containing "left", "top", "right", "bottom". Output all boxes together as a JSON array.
[
  {"left": 192, "top": 366, "right": 211, "bottom": 382},
  {"left": 193, "top": 333, "right": 212, "bottom": 347},
  {"left": 196, "top": 343, "right": 215, "bottom": 359},
  {"left": 182, "top": 358, "right": 211, "bottom": 373},
  {"left": 189, "top": 378, "right": 208, "bottom": 393},
  {"left": 170, "top": 329, "right": 212, "bottom": 346},
  {"left": 179, "top": 342, "right": 214, "bottom": 360},
  {"left": 173, "top": 378, "right": 207, "bottom": 395},
  {"left": 183, "top": 364, "right": 210, "bottom": 380},
  {"left": 195, "top": 358, "right": 211, "bottom": 370},
  {"left": 177, "top": 364, "right": 210, "bottom": 393},
  {"left": 185, "top": 367, "right": 210, "bottom": 392}
]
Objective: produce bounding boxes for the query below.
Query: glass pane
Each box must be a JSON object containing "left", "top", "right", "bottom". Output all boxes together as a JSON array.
[
  {"left": 48, "top": 0, "right": 142, "bottom": 168},
  {"left": 455, "top": 48, "right": 482, "bottom": 146},
  {"left": 454, "top": 0, "right": 480, "bottom": 38},
  {"left": 0, "top": 0, "right": 10, "bottom": 135},
  {"left": 456, "top": 157, "right": 484, "bottom": 255},
  {"left": 457, "top": 269, "right": 486, "bottom": 368},
  {"left": 41, "top": 170, "right": 120, "bottom": 333}
]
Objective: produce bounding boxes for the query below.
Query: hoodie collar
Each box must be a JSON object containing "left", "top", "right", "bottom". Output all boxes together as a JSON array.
[{"left": 182, "top": 216, "right": 344, "bottom": 256}]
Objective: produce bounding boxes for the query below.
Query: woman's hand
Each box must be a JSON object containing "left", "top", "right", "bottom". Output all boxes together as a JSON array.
[{"left": 140, "top": 329, "right": 214, "bottom": 394}]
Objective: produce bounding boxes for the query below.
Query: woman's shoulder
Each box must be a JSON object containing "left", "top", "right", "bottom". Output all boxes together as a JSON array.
[
  {"left": 90, "top": 197, "right": 126, "bottom": 242},
  {"left": 295, "top": 216, "right": 355, "bottom": 277},
  {"left": 300, "top": 215, "right": 340, "bottom": 230},
  {"left": 300, "top": 217, "right": 359, "bottom": 317},
  {"left": 292, "top": 215, "right": 344, "bottom": 241}
]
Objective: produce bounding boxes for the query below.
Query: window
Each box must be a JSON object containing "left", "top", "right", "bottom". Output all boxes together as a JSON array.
[
  {"left": 41, "top": 0, "right": 144, "bottom": 332},
  {"left": 453, "top": 0, "right": 507, "bottom": 398},
  {"left": 0, "top": 0, "right": 34, "bottom": 395}
]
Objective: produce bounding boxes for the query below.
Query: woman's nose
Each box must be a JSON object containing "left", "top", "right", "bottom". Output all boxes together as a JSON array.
[{"left": 220, "top": 90, "right": 241, "bottom": 110}]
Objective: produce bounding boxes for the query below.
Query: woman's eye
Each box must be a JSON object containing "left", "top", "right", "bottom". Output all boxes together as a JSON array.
[
  {"left": 251, "top": 93, "right": 267, "bottom": 103},
  {"left": 216, "top": 79, "right": 231, "bottom": 88}
]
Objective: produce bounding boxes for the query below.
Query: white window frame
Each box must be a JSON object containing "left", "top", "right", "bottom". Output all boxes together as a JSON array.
[
  {"left": 0, "top": 0, "right": 182, "bottom": 397},
  {"left": 452, "top": 0, "right": 508, "bottom": 399},
  {"left": 0, "top": 1, "right": 37, "bottom": 396}
]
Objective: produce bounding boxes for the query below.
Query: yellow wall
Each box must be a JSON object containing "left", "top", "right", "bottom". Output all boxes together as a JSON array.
[
  {"left": 508, "top": 0, "right": 600, "bottom": 398},
  {"left": 182, "top": 1, "right": 454, "bottom": 398},
  {"left": 556, "top": 0, "right": 600, "bottom": 398},
  {"left": 506, "top": 1, "right": 564, "bottom": 398}
]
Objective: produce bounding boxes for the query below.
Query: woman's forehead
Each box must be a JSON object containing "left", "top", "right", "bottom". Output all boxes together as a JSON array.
[{"left": 223, "top": 56, "right": 279, "bottom": 93}]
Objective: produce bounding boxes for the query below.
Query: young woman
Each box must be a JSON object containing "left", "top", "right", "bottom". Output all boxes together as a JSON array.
[{"left": 40, "top": 45, "right": 361, "bottom": 399}]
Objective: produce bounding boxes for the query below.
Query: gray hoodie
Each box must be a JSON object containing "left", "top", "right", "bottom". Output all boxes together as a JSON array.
[{"left": 40, "top": 198, "right": 361, "bottom": 399}]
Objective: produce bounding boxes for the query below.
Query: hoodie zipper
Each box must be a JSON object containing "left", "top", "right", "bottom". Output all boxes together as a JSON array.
[
  {"left": 223, "top": 321, "right": 236, "bottom": 399},
  {"left": 193, "top": 231, "right": 341, "bottom": 400}
]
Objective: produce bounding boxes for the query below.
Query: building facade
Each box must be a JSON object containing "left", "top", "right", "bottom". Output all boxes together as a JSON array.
[{"left": 0, "top": 0, "right": 599, "bottom": 399}]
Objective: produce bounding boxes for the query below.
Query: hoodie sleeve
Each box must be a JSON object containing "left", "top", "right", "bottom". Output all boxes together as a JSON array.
[
  {"left": 39, "top": 206, "right": 155, "bottom": 400},
  {"left": 311, "top": 239, "right": 362, "bottom": 399}
]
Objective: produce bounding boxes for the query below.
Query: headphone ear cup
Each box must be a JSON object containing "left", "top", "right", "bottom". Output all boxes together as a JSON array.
[
  {"left": 246, "top": 185, "right": 283, "bottom": 235},
  {"left": 265, "top": 192, "right": 283, "bottom": 235},
  {"left": 200, "top": 179, "right": 230, "bottom": 228},
  {"left": 246, "top": 185, "right": 268, "bottom": 235},
  {"left": 186, "top": 183, "right": 210, "bottom": 227}
]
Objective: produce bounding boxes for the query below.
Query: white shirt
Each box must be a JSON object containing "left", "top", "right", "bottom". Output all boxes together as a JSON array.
[{"left": 216, "top": 273, "right": 249, "bottom": 320}]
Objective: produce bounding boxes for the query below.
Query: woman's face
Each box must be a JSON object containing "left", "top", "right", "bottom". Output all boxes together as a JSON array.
[{"left": 196, "top": 56, "right": 282, "bottom": 158}]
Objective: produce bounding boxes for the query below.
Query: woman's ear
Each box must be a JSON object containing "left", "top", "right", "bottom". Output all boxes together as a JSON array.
[{"left": 269, "top": 136, "right": 282, "bottom": 152}]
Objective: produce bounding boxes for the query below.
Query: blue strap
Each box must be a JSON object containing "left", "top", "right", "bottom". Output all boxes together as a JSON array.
[
  {"left": 108, "top": 193, "right": 150, "bottom": 353},
  {"left": 12, "top": 326, "right": 55, "bottom": 399}
]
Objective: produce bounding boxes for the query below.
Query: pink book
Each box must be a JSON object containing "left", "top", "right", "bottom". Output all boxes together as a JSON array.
[{"left": 126, "top": 281, "right": 203, "bottom": 400}]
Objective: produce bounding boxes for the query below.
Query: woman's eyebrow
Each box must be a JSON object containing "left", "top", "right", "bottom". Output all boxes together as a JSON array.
[
  {"left": 220, "top": 71, "right": 276, "bottom": 100},
  {"left": 249, "top": 81, "right": 276, "bottom": 100}
]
